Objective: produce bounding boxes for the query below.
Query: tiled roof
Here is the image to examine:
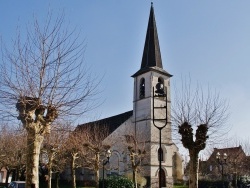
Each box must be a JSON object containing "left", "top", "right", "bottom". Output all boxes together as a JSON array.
[
  {"left": 207, "top": 146, "right": 246, "bottom": 162},
  {"left": 200, "top": 145, "right": 250, "bottom": 176}
]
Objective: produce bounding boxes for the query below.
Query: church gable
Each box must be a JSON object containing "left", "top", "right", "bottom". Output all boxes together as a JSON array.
[
  {"left": 103, "top": 116, "right": 134, "bottom": 145},
  {"left": 76, "top": 110, "right": 133, "bottom": 136}
]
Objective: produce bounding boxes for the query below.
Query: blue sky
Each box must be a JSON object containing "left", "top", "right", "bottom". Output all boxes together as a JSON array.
[{"left": 1, "top": 1, "right": 250, "bottom": 140}]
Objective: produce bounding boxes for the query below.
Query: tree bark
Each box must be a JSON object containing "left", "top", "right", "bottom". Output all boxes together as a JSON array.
[
  {"left": 94, "top": 169, "right": 99, "bottom": 188},
  {"left": 71, "top": 154, "right": 77, "bottom": 188},
  {"left": 133, "top": 169, "right": 138, "bottom": 188},
  {"left": 56, "top": 172, "right": 60, "bottom": 188},
  {"left": 26, "top": 132, "right": 44, "bottom": 188},
  {"left": 95, "top": 153, "right": 100, "bottom": 188},
  {"left": 47, "top": 169, "right": 52, "bottom": 188},
  {"left": 47, "top": 159, "right": 53, "bottom": 188},
  {"left": 189, "top": 149, "right": 199, "bottom": 188},
  {"left": 131, "top": 154, "right": 138, "bottom": 188},
  {"left": 5, "top": 169, "right": 10, "bottom": 184}
]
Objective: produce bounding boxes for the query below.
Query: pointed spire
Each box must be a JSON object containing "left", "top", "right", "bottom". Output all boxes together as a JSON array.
[
  {"left": 141, "top": 2, "right": 162, "bottom": 69},
  {"left": 132, "top": 3, "right": 172, "bottom": 78}
]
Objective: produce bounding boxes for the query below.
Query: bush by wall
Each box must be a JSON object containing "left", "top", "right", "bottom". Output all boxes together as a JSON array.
[
  {"left": 198, "top": 180, "right": 229, "bottom": 188},
  {"left": 100, "top": 176, "right": 134, "bottom": 188}
]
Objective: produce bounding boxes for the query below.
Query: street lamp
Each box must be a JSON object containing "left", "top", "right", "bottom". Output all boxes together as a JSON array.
[
  {"left": 216, "top": 152, "right": 227, "bottom": 188},
  {"left": 102, "top": 149, "right": 112, "bottom": 188},
  {"left": 153, "top": 79, "right": 168, "bottom": 188}
]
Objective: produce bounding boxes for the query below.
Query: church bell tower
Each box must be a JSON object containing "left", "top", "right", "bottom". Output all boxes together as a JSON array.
[{"left": 132, "top": 3, "right": 174, "bottom": 187}]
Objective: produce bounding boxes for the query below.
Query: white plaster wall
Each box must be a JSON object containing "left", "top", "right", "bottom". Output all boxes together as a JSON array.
[
  {"left": 103, "top": 118, "right": 134, "bottom": 175},
  {"left": 102, "top": 69, "right": 182, "bottom": 187}
]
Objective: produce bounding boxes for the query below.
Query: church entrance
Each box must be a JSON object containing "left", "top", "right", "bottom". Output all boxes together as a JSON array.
[{"left": 159, "top": 168, "right": 166, "bottom": 187}]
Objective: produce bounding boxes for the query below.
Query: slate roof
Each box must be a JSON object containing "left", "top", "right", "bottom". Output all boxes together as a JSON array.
[
  {"left": 76, "top": 110, "right": 133, "bottom": 135},
  {"left": 132, "top": 3, "right": 172, "bottom": 78}
]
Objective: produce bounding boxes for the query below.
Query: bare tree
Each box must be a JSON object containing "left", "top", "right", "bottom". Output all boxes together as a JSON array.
[
  {"left": 0, "top": 12, "right": 99, "bottom": 188},
  {"left": 59, "top": 126, "right": 87, "bottom": 188},
  {"left": 0, "top": 124, "right": 27, "bottom": 183},
  {"left": 42, "top": 121, "right": 72, "bottom": 188},
  {"left": 78, "top": 124, "right": 111, "bottom": 188},
  {"left": 172, "top": 80, "right": 229, "bottom": 188},
  {"left": 123, "top": 130, "right": 147, "bottom": 188}
]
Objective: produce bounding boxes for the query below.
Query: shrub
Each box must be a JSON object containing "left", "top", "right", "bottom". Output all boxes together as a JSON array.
[
  {"left": 198, "top": 180, "right": 229, "bottom": 188},
  {"left": 125, "top": 172, "right": 147, "bottom": 187},
  {"left": 101, "top": 176, "right": 134, "bottom": 188}
]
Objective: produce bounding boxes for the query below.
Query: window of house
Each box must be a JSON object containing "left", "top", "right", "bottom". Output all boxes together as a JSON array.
[{"left": 210, "top": 165, "right": 213, "bottom": 171}]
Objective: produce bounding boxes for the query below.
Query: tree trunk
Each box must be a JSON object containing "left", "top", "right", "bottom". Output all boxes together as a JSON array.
[
  {"left": 189, "top": 149, "right": 199, "bottom": 188},
  {"left": 94, "top": 169, "right": 99, "bottom": 188},
  {"left": 12, "top": 169, "right": 17, "bottom": 181},
  {"left": 133, "top": 169, "right": 138, "bottom": 188},
  {"left": 55, "top": 172, "right": 60, "bottom": 188},
  {"left": 47, "top": 162, "right": 52, "bottom": 188},
  {"left": 94, "top": 153, "right": 100, "bottom": 188},
  {"left": 16, "top": 165, "right": 20, "bottom": 180},
  {"left": 131, "top": 153, "right": 137, "bottom": 188},
  {"left": 26, "top": 131, "right": 44, "bottom": 188},
  {"left": 5, "top": 169, "right": 10, "bottom": 183},
  {"left": 71, "top": 155, "right": 77, "bottom": 188}
]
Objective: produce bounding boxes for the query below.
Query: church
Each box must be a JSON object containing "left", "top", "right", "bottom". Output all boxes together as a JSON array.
[{"left": 77, "top": 3, "right": 183, "bottom": 188}]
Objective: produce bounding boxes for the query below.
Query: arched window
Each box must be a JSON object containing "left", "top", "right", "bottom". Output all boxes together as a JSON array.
[
  {"left": 158, "top": 147, "right": 164, "bottom": 161},
  {"left": 139, "top": 78, "right": 145, "bottom": 99},
  {"left": 158, "top": 77, "right": 164, "bottom": 82},
  {"left": 155, "top": 77, "right": 165, "bottom": 96},
  {"left": 159, "top": 168, "right": 166, "bottom": 187}
]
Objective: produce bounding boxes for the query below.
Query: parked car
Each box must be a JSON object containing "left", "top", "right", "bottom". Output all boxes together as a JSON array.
[{"left": 7, "top": 181, "right": 25, "bottom": 188}]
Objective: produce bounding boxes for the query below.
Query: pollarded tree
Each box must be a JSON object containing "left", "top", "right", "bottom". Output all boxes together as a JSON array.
[
  {"left": 0, "top": 13, "right": 99, "bottom": 188},
  {"left": 124, "top": 132, "right": 147, "bottom": 188},
  {"left": 0, "top": 124, "right": 27, "bottom": 182},
  {"left": 172, "top": 81, "right": 229, "bottom": 188},
  {"left": 79, "top": 125, "right": 111, "bottom": 188},
  {"left": 41, "top": 121, "right": 73, "bottom": 188},
  {"left": 62, "top": 128, "right": 88, "bottom": 188}
]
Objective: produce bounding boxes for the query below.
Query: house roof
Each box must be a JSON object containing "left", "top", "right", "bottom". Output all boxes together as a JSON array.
[
  {"left": 132, "top": 3, "right": 172, "bottom": 78},
  {"left": 207, "top": 145, "right": 246, "bottom": 163},
  {"left": 76, "top": 110, "right": 133, "bottom": 135}
]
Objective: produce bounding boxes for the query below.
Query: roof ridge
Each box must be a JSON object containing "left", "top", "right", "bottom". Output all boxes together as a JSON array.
[{"left": 77, "top": 110, "right": 133, "bottom": 135}]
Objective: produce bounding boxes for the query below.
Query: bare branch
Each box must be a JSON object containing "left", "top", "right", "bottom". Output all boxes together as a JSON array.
[
  {"left": 0, "top": 11, "right": 101, "bottom": 188},
  {"left": 172, "top": 78, "right": 230, "bottom": 188}
]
